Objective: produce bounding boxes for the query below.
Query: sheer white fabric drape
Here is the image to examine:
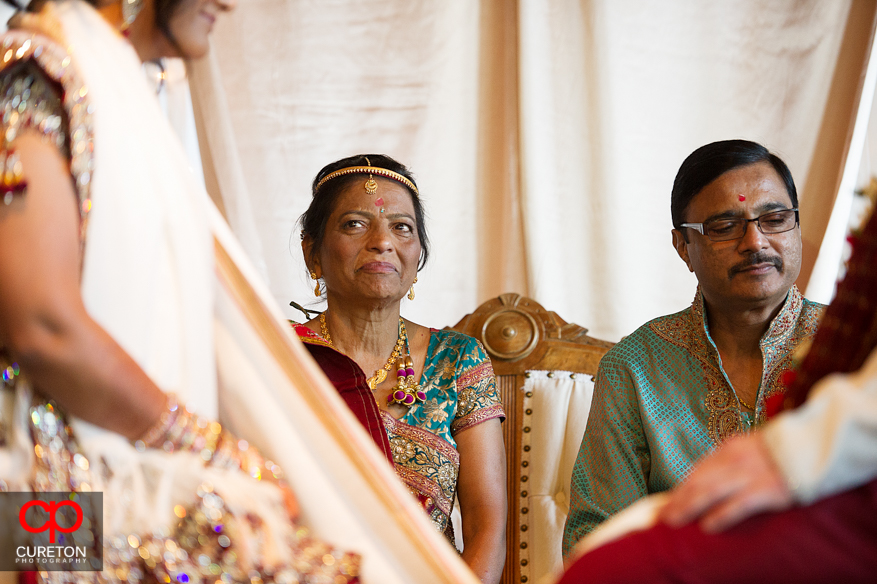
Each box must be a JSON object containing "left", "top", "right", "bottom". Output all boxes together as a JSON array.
[{"left": 196, "top": 0, "right": 862, "bottom": 342}]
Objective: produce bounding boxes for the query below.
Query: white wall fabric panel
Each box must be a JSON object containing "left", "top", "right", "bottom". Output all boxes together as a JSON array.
[
  {"left": 207, "top": 1, "right": 483, "bottom": 330},
  {"left": 518, "top": 0, "right": 850, "bottom": 340}
]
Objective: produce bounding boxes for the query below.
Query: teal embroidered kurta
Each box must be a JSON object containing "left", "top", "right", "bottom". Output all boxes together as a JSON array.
[{"left": 562, "top": 286, "right": 823, "bottom": 557}]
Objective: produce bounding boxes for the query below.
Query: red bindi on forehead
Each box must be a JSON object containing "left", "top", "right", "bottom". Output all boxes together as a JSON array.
[{"left": 738, "top": 194, "right": 746, "bottom": 201}]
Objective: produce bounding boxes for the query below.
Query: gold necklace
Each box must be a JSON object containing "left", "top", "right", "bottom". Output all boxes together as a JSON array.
[
  {"left": 319, "top": 312, "right": 406, "bottom": 389},
  {"left": 737, "top": 394, "right": 756, "bottom": 411}
]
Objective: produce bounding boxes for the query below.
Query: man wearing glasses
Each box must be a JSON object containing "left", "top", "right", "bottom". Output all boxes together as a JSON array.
[{"left": 563, "top": 140, "right": 825, "bottom": 556}]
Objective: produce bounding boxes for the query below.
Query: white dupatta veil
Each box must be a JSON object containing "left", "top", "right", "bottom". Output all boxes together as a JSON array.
[{"left": 1, "top": 2, "right": 479, "bottom": 582}]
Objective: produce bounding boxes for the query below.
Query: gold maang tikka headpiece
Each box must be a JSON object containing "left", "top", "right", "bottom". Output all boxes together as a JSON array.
[
  {"left": 364, "top": 156, "right": 378, "bottom": 197},
  {"left": 315, "top": 160, "right": 419, "bottom": 197}
]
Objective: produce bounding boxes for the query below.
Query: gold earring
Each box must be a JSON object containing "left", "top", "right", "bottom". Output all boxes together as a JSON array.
[
  {"left": 310, "top": 271, "right": 321, "bottom": 297},
  {"left": 408, "top": 276, "right": 418, "bottom": 301}
]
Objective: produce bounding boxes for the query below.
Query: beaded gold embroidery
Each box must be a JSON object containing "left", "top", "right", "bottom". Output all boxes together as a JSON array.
[
  {"left": 101, "top": 482, "right": 360, "bottom": 584},
  {"left": 0, "top": 30, "right": 95, "bottom": 242},
  {"left": 22, "top": 395, "right": 362, "bottom": 584}
]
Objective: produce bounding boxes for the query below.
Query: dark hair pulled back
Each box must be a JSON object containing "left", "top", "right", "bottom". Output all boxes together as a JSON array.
[{"left": 300, "top": 153, "right": 429, "bottom": 270}]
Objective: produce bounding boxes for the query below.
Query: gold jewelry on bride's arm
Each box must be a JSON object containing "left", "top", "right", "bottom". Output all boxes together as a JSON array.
[{"left": 134, "top": 393, "right": 287, "bottom": 486}]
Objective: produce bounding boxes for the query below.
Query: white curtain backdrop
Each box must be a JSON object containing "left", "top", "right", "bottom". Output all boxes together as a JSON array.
[
  {"left": 193, "top": 0, "right": 870, "bottom": 343},
  {"left": 195, "top": 0, "right": 486, "bottom": 330},
  {"left": 517, "top": 0, "right": 851, "bottom": 338}
]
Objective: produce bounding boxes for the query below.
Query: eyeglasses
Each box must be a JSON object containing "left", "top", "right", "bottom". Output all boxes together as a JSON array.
[{"left": 681, "top": 208, "right": 799, "bottom": 242}]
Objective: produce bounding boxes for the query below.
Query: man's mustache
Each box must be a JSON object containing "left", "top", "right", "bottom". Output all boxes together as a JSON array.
[{"left": 728, "top": 252, "right": 783, "bottom": 278}]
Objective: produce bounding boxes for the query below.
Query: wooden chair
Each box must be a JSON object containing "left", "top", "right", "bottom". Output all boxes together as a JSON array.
[{"left": 450, "top": 293, "right": 614, "bottom": 584}]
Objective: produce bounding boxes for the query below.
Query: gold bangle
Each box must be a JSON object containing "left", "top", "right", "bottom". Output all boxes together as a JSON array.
[
  {"left": 134, "top": 395, "right": 288, "bottom": 490},
  {"left": 137, "top": 393, "right": 179, "bottom": 448}
]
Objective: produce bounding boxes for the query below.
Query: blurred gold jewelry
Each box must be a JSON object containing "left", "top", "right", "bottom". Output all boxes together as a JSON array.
[
  {"left": 134, "top": 393, "right": 287, "bottom": 491},
  {"left": 408, "top": 276, "right": 418, "bottom": 301},
  {"left": 310, "top": 271, "right": 320, "bottom": 297}
]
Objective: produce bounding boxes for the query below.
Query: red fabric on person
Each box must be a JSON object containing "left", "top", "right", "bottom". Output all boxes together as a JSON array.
[
  {"left": 559, "top": 478, "right": 877, "bottom": 584},
  {"left": 294, "top": 324, "right": 394, "bottom": 465},
  {"left": 783, "top": 207, "right": 877, "bottom": 409}
]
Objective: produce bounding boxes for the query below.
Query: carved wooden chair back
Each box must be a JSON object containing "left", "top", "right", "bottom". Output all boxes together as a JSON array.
[{"left": 449, "top": 293, "right": 613, "bottom": 584}]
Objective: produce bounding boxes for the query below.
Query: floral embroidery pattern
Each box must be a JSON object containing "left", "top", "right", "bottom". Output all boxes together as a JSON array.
[
  {"left": 390, "top": 331, "right": 503, "bottom": 541},
  {"left": 401, "top": 331, "right": 502, "bottom": 447},
  {"left": 384, "top": 411, "right": 460, "bottom": 540}
]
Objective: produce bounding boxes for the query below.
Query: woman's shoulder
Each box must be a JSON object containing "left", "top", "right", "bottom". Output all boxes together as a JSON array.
[
  {"left": 0, "top": 27, "right": 78, "bottom": 101},
  {"left": 291, "top": 321, "right": 333, "bottom": 347},
  {"left": 0, "top": 55, "right": 68, "bottom": 204},
  {"left": 430, "top": 328, "right": 481, "bottom": 349},
  {"left": 0, "top": 57, "right": 67, "bottom": 145},
  {"left": 0, "top": 27, "right": 93, "bottom": 213},
  {"left": 427, "top": 329, "right": 490, "bottom": 365}
]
